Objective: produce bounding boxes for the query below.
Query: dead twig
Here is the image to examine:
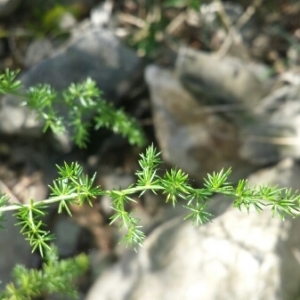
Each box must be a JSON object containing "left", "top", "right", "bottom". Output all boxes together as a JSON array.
[
  {"left": 216, "top": 0, "right": 265, "bottom": 58},
  {"left": 118, "top": 13, "right": 146, "bottom": 28}
]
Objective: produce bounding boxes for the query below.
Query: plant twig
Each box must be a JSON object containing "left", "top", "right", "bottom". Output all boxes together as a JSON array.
[{"left": 217, "top": 0, "right": 264, "bottom": 58}]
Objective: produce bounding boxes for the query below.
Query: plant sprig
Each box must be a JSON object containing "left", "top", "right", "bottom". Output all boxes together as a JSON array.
[
  {"left": 0, "top": 69, "right": 146, "bottom": 148},
  {"left": 0, "top": 245, "right": 89, "bottom": 300},
  {"left": 1, "top": 145, "right": 300, "bottom": 255},
  {"left": 0, "top": 162, "right": 101, "bottom": 258}
]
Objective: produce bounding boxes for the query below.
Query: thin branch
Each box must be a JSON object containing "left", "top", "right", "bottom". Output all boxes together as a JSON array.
[{"left": 216, "top": 0, "right": 265, "bottom": 58}]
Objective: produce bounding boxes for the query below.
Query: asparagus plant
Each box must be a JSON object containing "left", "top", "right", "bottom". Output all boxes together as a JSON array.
[{"left": 0, "top": 69, "right": 300, "bottom": 299}]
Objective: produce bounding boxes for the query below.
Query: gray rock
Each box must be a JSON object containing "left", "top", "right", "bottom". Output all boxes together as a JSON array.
[
  {"left": 22, "top": 27, "right": 142, "bottom": 100},
  {"left": 241, "top": 82, "right": 300, "bottom": 164},
  {"left": 247, "top": 157, "right": 300, "bottom": 190},
  {"left": 52, "top": 216, "right": 82, "bottom": 257},
  {"left": 175, "top": 47, "right": 300, "bottom": 165},
  {"left": 0, "top": 27, "right": 142, "bottom": 145},
  {"left": 0, "top": 0, "right": 22, "bottom": 17},
  {"left": 89, "top": 250, "right": 116, "bottom": 282},
  {"left": 24, "top": 38, "right": 54, "bottom": 68},
  {"left": 0, "top": 212, "right": 32, "bottom": 289},
  {"left": 147, "top": 51, "right": 298, "bottom": 171},
  {"left": 176, "top": 47, "right": 271, "bottom": 109},
  {"left": 145, "top": 64, "right": 254, "bottom": 182},
  {"left": 86, "top": 159, "right": 300, "bottom": 300}
]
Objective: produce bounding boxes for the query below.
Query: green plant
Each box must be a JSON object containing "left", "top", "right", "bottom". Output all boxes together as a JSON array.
[
  {"left": 0, "top": 246, "right": 89, "bottom": 300},
  {"left": 0, "top": 68, "right": 145, "bottom": 299},
  {"left": 1, "top": 69, "right": 300, "bottom": 299},
  {"left": 0, "top": 69, "right": 146, "bottom": 148}
]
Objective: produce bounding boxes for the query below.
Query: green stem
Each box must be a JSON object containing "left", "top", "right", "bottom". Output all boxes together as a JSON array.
[
  {"left": 0, "top": 193, "right": 81, "bottom": 212},
  {"left": 0, "top": 185, "right": 164, "bottom": 213},
  {"left": 109, "top": 184, "right": 164, "bottom": 195}
]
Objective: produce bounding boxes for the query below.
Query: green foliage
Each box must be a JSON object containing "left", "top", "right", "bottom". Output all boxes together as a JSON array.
[
  {"left": 0, "top": 69, "right": 21, "bottom": 94},
  {"left": 15, "top": 200, "right": 54, "bottom": 257},
  {"left": 0, "top": 246, "right": 89, "bottom": 300},
  {"left": 51, "top": 161, "right": 101, "bottom": 212},
  {"left": 1, "top": 68, "right": 300, "bottom": 298},
  {"left": 0, "top": 160, "right": 97, "bottom": 299},
  {"left": 2, "top": 144, "right": 300, "bottom": 255},
  {"left": 0, "top": 68, "right": 145, "bottom": 299},
  {"left": 0, "top": 161, "right": 101, "bottom": 258},
  {"left": 0, "top": 69, "right": 146, "bottom": 148}
]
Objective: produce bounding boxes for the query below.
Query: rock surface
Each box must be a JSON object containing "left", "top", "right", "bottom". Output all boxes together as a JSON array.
[
  {"left": 145, "top": 64, "right": 255, "bottom": 182},
  {"left": 24, "top": 38, "right": 54, "bottom": 67},
  {"left": 240, "top": 79, "right": 300, "bottom": 164},
  {"left": 52, "top": 216, "right": 82, "bottom": 258},
  {"left": 0, "top": 212, "right": 32, "bottom": 288},
  {"left": 176, "top": 47, "right": 271, "bottom": 109},
  {"left": 146, "top": 50, "right": 285, "bottom": 175},
  {"left": 86, "top": 159, "right": 300, "bottom": 300}
]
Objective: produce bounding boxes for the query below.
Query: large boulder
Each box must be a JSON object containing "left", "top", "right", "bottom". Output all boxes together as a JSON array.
[
  {"left": 177, "top": 48, "right": 300, "bottom": 166},
  {"left": 176, "top": 47, "right": 271, "bottom": 109},
  {"left": 149, "top": 47, "right": 300, "bottom": 167},
  {"left": 145, "top": 64, "right": 255, "bottom": 182}
]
